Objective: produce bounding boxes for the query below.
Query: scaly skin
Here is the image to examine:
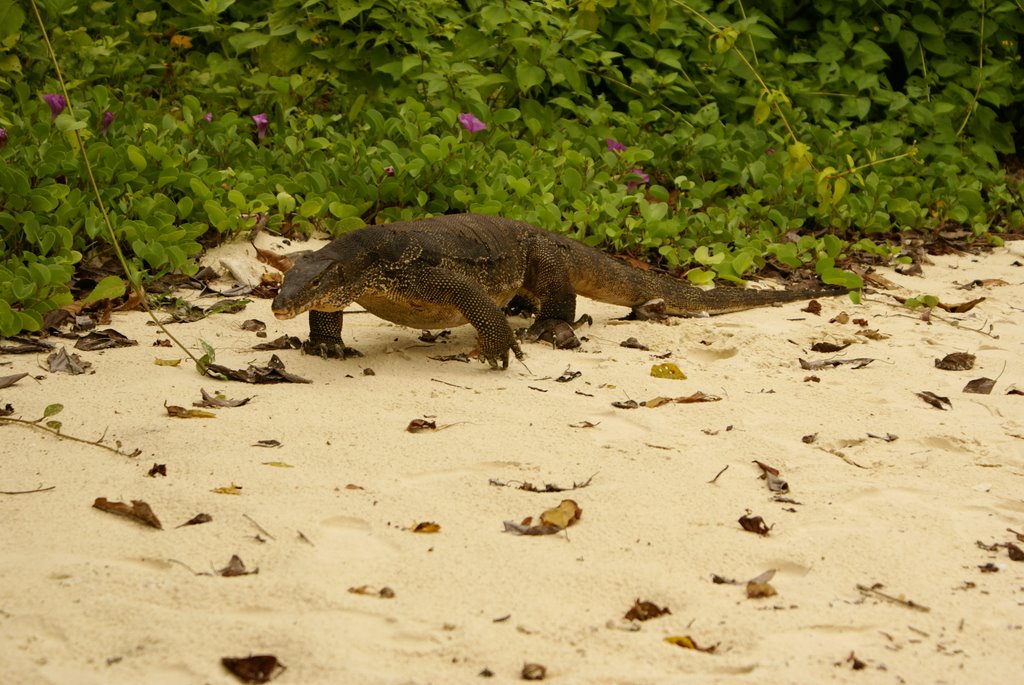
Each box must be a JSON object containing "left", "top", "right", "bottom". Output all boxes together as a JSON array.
[{"left": 271, "top": 214, "right": 848, "bottom": 369}]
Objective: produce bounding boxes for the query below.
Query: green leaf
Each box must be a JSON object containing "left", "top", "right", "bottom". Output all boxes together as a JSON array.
[
  {"left": 83, "top": 275, "right": 126, "bottom": 304},
  {"left": 43, "top": 403, "right": 64, "bottom": 418},
  {"left": 515, "top": 64, "right": 546, "bottom": 91},
  {"left": 126, "top": 145, "right": 147, "bottom": 172},
  {"left": 820, "top": 267, "right": 863, "bottom": 290},
  {"left": 0, "top": 0, "right": 26, "bottom": 41},
  {"left": 229, "top": 32, "right": 270, "bottom": 52},
  {"left": 54, "top": 113, "right": 86, "bottom": 132}
]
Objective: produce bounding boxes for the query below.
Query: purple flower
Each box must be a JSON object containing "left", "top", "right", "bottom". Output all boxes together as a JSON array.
[
  {"left": 43, "top": 93, "right": 67, "bottom": 119},
  {"left": 457, "top": 112, "right": 487, "bottom": 133},
  {"left": 0, "top": 128, "right": 7, "bottom": 148},
  {"left": 384, "top": 165, "right": 395, "bottom": 177},
  {"left": 766, "top": 148, "right": 775, "bottom": 155},
  {"left": 251, "top": 112, "right": 269, "bottom": 140},
  {"left": 626, "top": 168, "right": 650, "bottom": 193},
  {"left": 202, "top": 112, "right": 214, "bottom": 123},
  {"left": 606, "top": 138, "right": 627, "bottom": 153},
  {"left": 100, "top": 111, "right": 116, "bottom": 136}
]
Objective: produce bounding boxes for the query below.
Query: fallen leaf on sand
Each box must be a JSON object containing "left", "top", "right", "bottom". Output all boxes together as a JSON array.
[
  {"left": 934, "top": 352, "right": 976, "bottom": 370},
  {"left": 74, "top": 329, "right": 138, "bottom": 351},
  {"left": 93, "top": 497, "right": 162, "bottom": 529},
  {"left": 412, "top": 521, "right": 441, "bottom": 533},
  {"left": 164, "top": 401, "right": 216, "bottom": 419},
  {"left": 739, "top": 513, "right": 771, "bottom": 536},
  {"left": 963, "top": 377, "right": 996, "bottom": 395},
  {"left": 194, "top": 388, "right": 252, "bottom": 408},
  {"left": 205, "top": 354, "right": 310, "bottom": 384},
  {"left": 221, "top": 654, "right": 285, "bottom": 683},
  {"left": 0, "top": 373, "right": 28, "bottom": 389},
  {"left": 177, "top": 513, "right": 212, "bottom": 528},
  {"left": 504, "top": 499, "right": 582, "bottom": 536},
  {"left": 651, "top": 362, "right": 686, "bottom": 380},
  {"left": 47, "top": 347, "right": 92, "bottom": 374},
  {"left": 916, "top": 391, "right": 952, "bottom": 410},
  {"left": 624, "top": 599, "right": 671, "bottom": 621},
  {"left": 664, "top": 635, "right": 718, "bottom": 653},
  {"left": 218, "top": 555, "right": 258, "bottom": 577}
]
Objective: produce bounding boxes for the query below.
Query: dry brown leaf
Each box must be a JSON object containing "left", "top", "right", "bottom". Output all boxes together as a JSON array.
[
  {"left": 739, "top": 513, "right": 771, "bottom": 536},
  {"left": 412, "top": 521, "right": 441, "bottom": 533},
  {"left": 963, "top": 377, "right": 996, "bottom": 395},
  {"left": 252, "top": 244, "right": 294, "bottom": 273},
  {"left": 194, "top": 388, "right": 253, "bottom": 408},
  {"left": 746, "top": 581, "right": 777, "bottom": 599},
  {"left": 937, "top": 297, "right": 985, "bottom": 313},
  {"left": 624, "top": 599, "right": 671, "bottom": 621},
  {"left": 0, "top": 373, "right": 28, "bottom": 389},
  {"left": 92, "top": 497, "right": 162, "bottom": 529},
  {"left": 935, "top": 352, "right": 976, "bottom": 370},
  {"left": 164, "top": 401, "right": 216, "bottom": 419},
  {"left": 830, "top": 311, "right": 850, "bottom": 324},
  {"left": 218, "top": 554, "right": 258, "bottom": 577},
  {"left": 916, "top": 391, "right": 952, "bottom": 410},
  {"left": 407, "top": 418, "right": 437, "bottom": 433},
  {"left": 221, "top": 654, "right": 285, "bottom": 683},
  {"left": 521, "top": 663, "right": 547, "bottom": 681},
  {"left": 212, "top": 484, "right": 243, "bottom": 495},
  {"left": 177, "top": 513, "right": 212, "bottom": 528}
]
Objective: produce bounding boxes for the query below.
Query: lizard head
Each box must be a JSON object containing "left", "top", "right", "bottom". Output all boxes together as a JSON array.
[{"left": 271, "top": 249, "right": 366, "bottom": 319}]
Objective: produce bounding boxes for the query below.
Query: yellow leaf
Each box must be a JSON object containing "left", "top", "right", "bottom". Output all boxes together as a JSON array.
[
  {"left": 169, "top": 34, "right": 192, "bottom": 49},
  {"left": 154, "top": 358, "right": 182, "bottom": 367},
  {"left": 412, "top": 521, "right": 441, "bottom": 533},
  {"left": 539, "top": 499, "right": 582, "bottom": 529},
  {"left": 665, "top": 635, "right": 718, "bottom": 653},
  {"left": 212, "top": 484, "right": 242, "bottom": 495},
  {"left": 651, "top": 363, "right": 686, "bottom": 380},
  {"left": 262, "top": 461, "right": 294, "bottom": 468}
]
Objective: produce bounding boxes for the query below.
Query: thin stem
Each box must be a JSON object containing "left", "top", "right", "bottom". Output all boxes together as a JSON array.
[
  {"left": 29, "top": 0, "right": 204, "bottom": 370},
  {"left": 955, "top": 0, "right": 986, "bottom": 137},
  {"left": 0, "top": 416, "right": 141, "bottom": 458}
]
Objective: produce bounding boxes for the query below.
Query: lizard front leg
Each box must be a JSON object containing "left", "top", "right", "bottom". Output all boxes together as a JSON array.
[
  {"left": 410, "top": 269, "right": 524, "bottom": 369},
  {"left": 304, "top": 310, "right": 363, "bottom": 359}
]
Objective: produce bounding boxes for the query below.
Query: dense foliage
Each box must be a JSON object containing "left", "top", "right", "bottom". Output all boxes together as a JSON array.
[{"left": 1, "top": 0, "right": 1022, "bottom": 335}]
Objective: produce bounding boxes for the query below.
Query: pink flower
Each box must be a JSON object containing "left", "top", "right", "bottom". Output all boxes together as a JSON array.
[
  {"left": 0, "top": 128, "right": 7, "bottom": 147},
  {"left": 384, "top": 166, "right": 395, "bottom": 176},
  {"left": 100, "top": 111, "right": 116, "bottom": 136},
  {"left": 202, "top": 112, "right": 214, "bottom": 123},
  {"left": 606, "top": 138, "right": 627, "bottom": 153},
  {"left": 43, "top": 93, "right": 67, "bottom": 119},
  {"left": 251, "top": 112, "right": 269, "bottom": 140},
  {"left": 457, "top": 112, "right": 487, "bottom": 133},
  {"left": 626, "top": 168, "right": 650, "bottom": 193}
]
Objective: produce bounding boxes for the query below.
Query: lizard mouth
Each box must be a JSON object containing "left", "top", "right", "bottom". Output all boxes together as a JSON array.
[{"left": 271, "top": 306, "right": 297, "bottom": 320}]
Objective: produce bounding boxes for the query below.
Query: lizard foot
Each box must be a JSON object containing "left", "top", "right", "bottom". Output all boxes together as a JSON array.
[
  {"left": 481, "top": 339, "right": 525, "bottom": 370},
  {"left": 624, "top": 298, "right": 667, "bottom": 322},
  {"left": 302, "top": 338, "right": 364, "bottom": 360},
  {"left": 522, "top": 315, "right": 593, "bottom": 350}
]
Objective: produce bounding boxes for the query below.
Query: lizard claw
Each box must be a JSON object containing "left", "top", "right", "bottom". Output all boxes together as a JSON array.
[
  {"left": 302, "top": 338, "right": 363, "bottom": 360},
  {"left": 482, "top": 339, "right": 524, "bottom": 370}
]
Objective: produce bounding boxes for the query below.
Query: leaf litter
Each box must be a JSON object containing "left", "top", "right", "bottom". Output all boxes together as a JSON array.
[
  {"left": 205, "top": 354, "right": 310, "bottom": 384},
  {"left": 503, "top": 499, "right": 582, "bottom": 536},
  {"left": 93, "top": 497, "right": 162, "bottom": 529},
  {"left": 221, "top": 655, "right": 285, "bottom": 683}
]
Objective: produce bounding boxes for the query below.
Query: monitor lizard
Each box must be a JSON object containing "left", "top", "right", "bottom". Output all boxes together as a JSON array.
[{"left": 271, "top": 213, "right": 849, "bottom": 369}]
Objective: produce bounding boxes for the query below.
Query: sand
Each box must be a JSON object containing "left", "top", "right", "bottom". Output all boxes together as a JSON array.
[{"left": 1, "top": 237, "right": 1022, "bottom": 685}]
